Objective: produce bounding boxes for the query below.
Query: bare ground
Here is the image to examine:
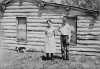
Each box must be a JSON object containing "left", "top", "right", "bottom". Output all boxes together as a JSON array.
[{"left": 0, "top": 47, "right": 100, "bottom": 69}]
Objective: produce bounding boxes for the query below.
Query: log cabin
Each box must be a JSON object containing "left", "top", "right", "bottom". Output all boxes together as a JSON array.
[{"left": 0, "top": 0, "right": 100, "bottom": 56}]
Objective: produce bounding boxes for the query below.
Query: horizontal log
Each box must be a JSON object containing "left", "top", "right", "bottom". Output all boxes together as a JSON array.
[
  {"left": 3, "top": 37, "right": 16, "bottom": 40},
  {"left": 41, "top": 15, "right": 62, "bottom": 19},
  {"left": 3, "top": 29, "right": 44, "bottom": 33},
  {"left": 6, "top": 5, "right": 38, "bottom": 9},
  {"left": 3, "top": 26, "right": 16, "bottom": 29},
  {"left": 23, "top": 2, "right": 35, "bottom": 5},
  {"left": 77, "top": 30, "right": 100, "bottom": 32},
  {"left": 56, "top": 47, "right": 100, "bottom": 53},
  {"left": 73, "top": 44, "right": 100, "bottom": 49},
  {"left": 77, "top": 40, "right": 100, "bottom": 44},
  {"left": 4, "top": 43, "right": 44, "bottom": 52},
  {"left": 5, "top": 9, "right": 39, "bottom": 13},
  {"left": 94, "top": 23, "right": 100, "bottom": 26},
  {"left": 77, "top": 20, "right": 91, "bottom": 23},
  {"left": 77, "top": 23, "right": 89, "bottom": 26},
  {"left": 4, "top": 39, "right": 17, "bottom": 43},
  {"left": 77, "top": 16, "right": 92, "bottom": 19},
  {"left": 77, "top": 25, "right": 100, "bottom": 28},
  {"left": 27, "top": 38, "right": 44, "bottom": 41},
  {"left": 27, "top": 19, "right": 47, "bottom": 22},
  {"left": 27, "top": 31, "right": 44, "bottom": 34},
  {"left": 77, "top": 33, "right": 99, "bottom": 36},
  {"left": 0, "top": 19, "right": 16, "bottom": 23},
  {"left": 77, "top": 37, "right": 96, "bottom": 40},
  {"left": 2, "top": 23, "right": 16, "bottom": 26},
  {"left": 42, "top": 13, "right": 64, "bottom": 16},
  {"left": 77, "top": 42, "right": 100, "bottom": 45},
  {"left": 77, "top": 31, "right": 100, "bottom": 35},
  {"left": 77, "top": 35, "right": 97, "bottom": 38},
  {"left": 27, "top": 23, "right": 47, "bottom": 26},
  {"left": 26, "top": 42, "right": 45, "bottom": 45},
  {"left": 77, "top": 27, "right": 100, "bottom": 31},
  {"left": 27, "top": 27, "right": 46, "bottom": 30},
  {"left": 4, "top": 30, "right": 16, "bottom": 33},
  {"left": 69, "top": 51, "right": 100, "bottom": 56},
  {"left": 95, "top": 21, "right": 100, "bottom": 23},
  {"left": 4, "top": 13, "right": 39, "bottom": 16},
  {"left": 3, "top": 39, "right": 46, "bottom": 46},
  {"left": 27, "top": 34, "right": 44, "bottom": 37},
  {"left": 69, "top": 47, "right": 100, "bottom": 52}
]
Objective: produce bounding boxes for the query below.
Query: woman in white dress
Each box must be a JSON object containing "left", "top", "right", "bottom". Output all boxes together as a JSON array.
[{"left": 45, "top": 20, "right": 56, "bottom": 60}]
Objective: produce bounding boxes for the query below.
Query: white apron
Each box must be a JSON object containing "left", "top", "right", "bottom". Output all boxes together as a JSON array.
[{"left": 45, "top": 27, "right": 56, "bottom": 53}]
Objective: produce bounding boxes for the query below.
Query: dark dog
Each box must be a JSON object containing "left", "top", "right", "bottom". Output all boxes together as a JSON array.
[{"left": 15, "top": 47, "right": 26, "bottom": 53}]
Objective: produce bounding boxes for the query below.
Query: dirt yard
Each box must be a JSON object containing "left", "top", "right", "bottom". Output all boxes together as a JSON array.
[{"left": 0, "top": 47, "right": 100, "bottom": 69}]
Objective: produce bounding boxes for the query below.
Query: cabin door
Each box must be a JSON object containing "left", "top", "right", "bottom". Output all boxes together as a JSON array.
[{"left": 66, "top": 16, "right": 77, "bottom": 45}]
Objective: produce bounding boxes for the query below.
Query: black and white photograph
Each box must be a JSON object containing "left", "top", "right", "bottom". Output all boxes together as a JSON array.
[{"left": 0, "top": 0, "right": 100, "bottom": 69}]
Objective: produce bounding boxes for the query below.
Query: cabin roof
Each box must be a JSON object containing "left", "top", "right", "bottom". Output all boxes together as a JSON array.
[{"left": 0, "top": 0, "right": 99, "bottom": 17}]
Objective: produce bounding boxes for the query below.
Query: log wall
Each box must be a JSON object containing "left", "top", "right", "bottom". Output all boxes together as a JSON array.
[
  {"left": 1, "top": 2, "right": 64, "bottom": 52},
  {"left": 70, "top": 16, "right": 100, "bottom": 56},
  {"left": 1, "top": 1, "right": 100, "bottom": 55}
]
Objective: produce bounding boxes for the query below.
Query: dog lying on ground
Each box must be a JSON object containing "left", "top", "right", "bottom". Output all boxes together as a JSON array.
[{"left": 15, "top": 47, "right": 26, "bottom": 53}]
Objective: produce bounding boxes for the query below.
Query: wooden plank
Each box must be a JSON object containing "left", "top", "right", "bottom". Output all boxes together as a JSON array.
[
  {"left": 77, "top": 23, "right": 89, "bottom": 26},
  {"left": 77, "top": 25, "right": 100, "bottom": 28},
  {"left": 3, "top": 37, "right": 16, "bottom": 40},
  {"left": 77, "top": 35, "right": 97, "bottom": 38},
  {"left": 27, "top": 23, "right": 47, "bottom": 27},
  {"left": 94, "top": 23, "right": 100, "bottom": 26},
  {"left": 4, "top": 43, "right": 44, "bottom": 52},
  {"left": 4, "top": 39, "right": 16, "bottom": 43},
  {"left": 27, "top": 32, "right": 44, "bottom": 34},
  {"left": 73, "top": 44, "right": 100, "bottom": 48},
  {"left": 2, "top": 23, "right": 16, "bottom": 26},
  {"left": 3, "top": 26, "right": 16, "bottom": 29},
  {"left": 27, "top": 38, "right": 44, "bottom": 41},
  {"left": 4, "top": 30, "right": 16, "bottom": 32},
  {"left": 27, "top": 42, "right": 44, "bottom": 45},
  {"left": 27, "top": 27, "right": 46, "bottom": 30},
  {"left": 23, "top": 2, "right": 34, "bottom": 5},
  {"left": 77, "top": 16, "right": 92, "bottom": 20},
  {"left": 2, "top": 16, "right": 16, "bottom": 19},
  {"left": 0, "top": 19, "right": 16, "bottom": 23},
  {"left": 69, "top": 47, "right": 100, "bottom": 52},
  {"left": 77, "top": 40, "right": 100, "bottom": 44},
  {"left": 27, "top": 34, "right": 44, "bottom": 37},
  {"left": 5, "top": 9, "right": 39, "bottom": 13},
  {"left": 42, "top": 13, "right": 64, "bottom": 16},
  {"left": 77, "top": 31, "right": 100, "bottom": 35},
  {"left": 77, "top": 20, "right": 91, "bottom": 23},
  {"left": 69, "top": 51, "right": 100, "bottom": 56},
  {"left": 77, "top": 28, "right": 100, "bottom": 32},
  {"left": 4, "top": 13, "right": 39, "bottom": 16},
  {"left": 27, "top": 19, "right": 46, "bottom": 22},
  {"left": 42, "top": 15, "right": 62, "bottom": 19},
  {"left": 6, "top": 5, "right": 38, "bottom": 9},
  {"left": 77, "top": 30, "right": 100, "bottom": 32},
  {"left": 77, "top": 27, "right": 100, "bottom": 31},
  {"left": 3, "top": 39, "right": 45, "bottom": 46},
  {"left": 56, "top": 48, "right": 100, "bottom": 53}
]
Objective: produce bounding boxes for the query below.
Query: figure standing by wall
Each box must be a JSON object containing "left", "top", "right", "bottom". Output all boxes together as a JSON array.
[
  {"left": 58, "top": 16, "right": 75, "bottom": 60},
  {"left": 44, "top": 20, "right": 56, "bottom": 60}
]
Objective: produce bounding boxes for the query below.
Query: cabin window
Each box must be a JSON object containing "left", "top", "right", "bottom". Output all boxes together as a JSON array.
[{"left": 16, "top": 17, "right": 27, "bottom": 42}]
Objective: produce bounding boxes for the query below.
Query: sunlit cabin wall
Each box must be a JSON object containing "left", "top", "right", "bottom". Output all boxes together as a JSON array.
[
  {"left": 1, "top": 2, "right": 64, "bottom": 52},
  {"left": 70, "top": 16, "right": 100, "bottom": 56}
]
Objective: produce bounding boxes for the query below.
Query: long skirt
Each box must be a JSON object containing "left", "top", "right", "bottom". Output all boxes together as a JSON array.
[{"left": 45, "top": 36, "right": 56, "bottom": 53}]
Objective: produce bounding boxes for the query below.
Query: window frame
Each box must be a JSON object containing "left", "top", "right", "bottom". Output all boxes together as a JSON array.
[{"left": 16, "top": 17, "right": 27, "bottom": 42}]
